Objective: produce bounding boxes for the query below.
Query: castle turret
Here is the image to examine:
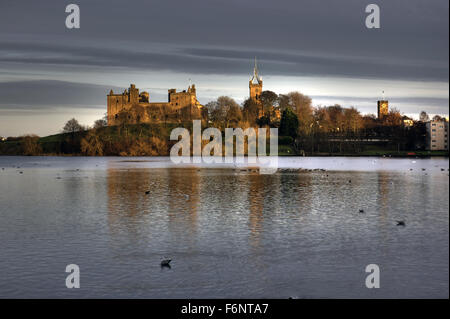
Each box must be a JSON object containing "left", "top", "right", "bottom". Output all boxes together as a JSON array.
[
  {"left": 140, "top": 91, "right": 149, "bottom": 103},
  {"left": 128, "top": 84, "right": 139, "bottom": 104}
]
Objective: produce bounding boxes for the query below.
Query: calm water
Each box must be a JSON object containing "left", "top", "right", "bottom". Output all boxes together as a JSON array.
[{"left": 0, "top": 156, "right": 448, "bottom": 298}]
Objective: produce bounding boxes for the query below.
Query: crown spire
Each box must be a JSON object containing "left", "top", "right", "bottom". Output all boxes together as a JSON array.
[{"left": 251, "top": 57, "right": 262, "bottom": 84}]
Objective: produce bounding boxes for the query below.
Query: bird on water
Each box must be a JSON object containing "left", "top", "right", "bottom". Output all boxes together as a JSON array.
[
  {"left": 396, "top": 220, "right": 405, "bottom": 226},
  {"left": 161, "top": 259, "right": 172, "bottom": 267}
]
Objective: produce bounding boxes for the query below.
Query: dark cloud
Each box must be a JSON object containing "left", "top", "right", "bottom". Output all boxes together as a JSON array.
[
  {"left": 0, "top": 0, "right": 448, "bottom": 76},
  {"left": 0, "top": 0, "right": 447, "bottom": 81},
  {"left": 0, "top": 80, "right": 123, "bottom": 109},
  {"left": 0, "top": 0, "right": 448, "bottom": 135}
]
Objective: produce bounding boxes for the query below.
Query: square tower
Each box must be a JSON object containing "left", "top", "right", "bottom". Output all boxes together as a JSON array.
[{"left": 377, "top": 100, "right": 388, "bottom": 119}]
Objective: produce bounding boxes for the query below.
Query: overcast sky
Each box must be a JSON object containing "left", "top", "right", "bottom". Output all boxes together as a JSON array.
[{"left": 0, "top": 0, "right": 448, "bottom": 136}]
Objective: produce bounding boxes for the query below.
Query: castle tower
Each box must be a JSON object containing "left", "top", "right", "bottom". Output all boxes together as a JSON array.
[
  {"left": 128, "top": 84, "right": 139, "bottom": 104},
  {"left": 377, "top": 91, "right": 388, "bottom": 119},
  {"left": 249, "top": 57, "right": 263, "bottom": 103}
]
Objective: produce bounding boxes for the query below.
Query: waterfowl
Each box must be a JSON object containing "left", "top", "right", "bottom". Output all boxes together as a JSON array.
[{"left": 161, "top": 259, "right": 172, "bottom": 267}]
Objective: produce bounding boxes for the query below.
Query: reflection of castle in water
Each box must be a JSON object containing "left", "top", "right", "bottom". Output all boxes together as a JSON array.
[
  {"left": 106, "top": 168, "right": 156, "bottom": 237},
  {"left": 106, "top": 167, "right": 317, "bottom": 250},
  {"left": 106, "top": 167, "right": 200, "bottom": 242}
]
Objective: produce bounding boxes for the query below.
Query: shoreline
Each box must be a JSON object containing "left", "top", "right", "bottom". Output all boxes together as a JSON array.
[{"left": 0, "top": 153, "right": 448, "bottom": 158}]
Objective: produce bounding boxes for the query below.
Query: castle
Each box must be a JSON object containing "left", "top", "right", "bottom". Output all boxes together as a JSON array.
[
  {"left": 107, "top": 59, "right": 278, "bottom": 126},
  {"left": 107, "top": 83, "right": 204, "bottom": 125}
]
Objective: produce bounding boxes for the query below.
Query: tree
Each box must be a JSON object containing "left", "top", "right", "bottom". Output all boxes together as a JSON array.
[
  {"left": 260, "top": 90, "right": 278, "bottom": 116},
  {"left": 63, "top": 118, "right": 82, "bottom": 134},
  {"left": 242, "top": 98, "right": 259, "bottom": 125},
  {"left": 21, "top": 135, "right": 42, "bottom": 155},
  {"left": 327, "top": 104, "right": 345, "bottom": 133},
  {"left": 382, "top": 108, "right": 403, "bottom": 126},
  {"left": 93, "top": 119, "right": 107, "bottom": 129},
  {"left": 206, "top": 96, "right": 241, "bottom": 128},
  {"left": 94, "top": 114, "right": 108, "bottom": 129},
  {"left": 432, "top": 115, "right": 444, "bottom": 121},
  {"left": 226, "top": 103, "right": 243, "bottom": 128},
  {"left": 279, "top": 107, "right": 299, "bottom": 139},
  {"left": 314, "top": 107, "right": 332, "bottom": 133},
  {"left": 288, "top": 92, "right": 313, "bottom": 135},
  {"left": 80, "top": 130, "right": 104, "bottom": 156},
  {"left": 419, "top": 111, "right": 430, "bottom": 122},
  {"left": 127, "top": 137, "right": 168, "bottom": 156},
  {"left": 277, "top": 94, "right": 290, "bottom": 111},
  {"left": 343, "top": 107, "right": 362, "bottom": 133}
]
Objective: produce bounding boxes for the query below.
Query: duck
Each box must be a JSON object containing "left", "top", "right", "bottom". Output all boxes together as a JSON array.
[
  {"left": 161, "top": 259, "right": 172, "bottom": 267},
  {"left": 396, "top": 220, "right": 405, "bottom": 226}
]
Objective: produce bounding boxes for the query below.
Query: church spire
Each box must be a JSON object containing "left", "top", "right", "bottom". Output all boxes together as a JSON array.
[{"left": 251, "top": 57, "right": 262, "bottom": 84}]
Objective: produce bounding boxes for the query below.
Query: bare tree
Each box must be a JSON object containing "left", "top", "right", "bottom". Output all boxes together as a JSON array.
[
  {"left": 63, "top": 118, "right": 82, "bottom": 134},
  {"left": 81, "top": 130, "right": 104, "bottom": 156},
  {"left": 21, "top": 135, "right": 42, "bottom": 156},
  {"left": 93, "top": 118, "right": 107, "bottom": 129},
  {"left": 288, "top": 92, "right": 313, "bottom": 135},
  {"left": 419, "top": 111, "right": 430, "bottom": 122}
]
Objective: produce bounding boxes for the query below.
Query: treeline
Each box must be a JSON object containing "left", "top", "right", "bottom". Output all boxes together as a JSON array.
[
  {"left": 204, "top": 91, "right": 436, "bottom": 155},
  {"left": 0, "top": 90, "right": 446, "bottom": 156}
]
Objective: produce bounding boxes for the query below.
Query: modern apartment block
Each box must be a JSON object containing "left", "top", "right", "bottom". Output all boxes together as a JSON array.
[{"left": 426, "top": 120, "right": 449, "bottom": 151}]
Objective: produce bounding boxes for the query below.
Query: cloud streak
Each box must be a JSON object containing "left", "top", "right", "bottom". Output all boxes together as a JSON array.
[{"left": 0, "top": 41, "right": 448, "bottom": 81}]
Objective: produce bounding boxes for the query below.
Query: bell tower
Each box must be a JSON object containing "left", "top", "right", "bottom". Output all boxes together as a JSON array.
[
  {"left": 377, "top": 91, "right": 388, "bottom": 119},
  {"left": 249, "top": 57, "right": 263, "bottom": 103}
]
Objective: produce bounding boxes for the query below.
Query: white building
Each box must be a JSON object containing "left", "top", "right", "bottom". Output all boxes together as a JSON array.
[{"left": 426, "top": 120, "right": 448, "bottom": 151}]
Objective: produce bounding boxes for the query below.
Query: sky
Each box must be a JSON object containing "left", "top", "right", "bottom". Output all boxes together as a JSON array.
[{"left": 0, "top": 0, "right": 448, "bottom": 137}]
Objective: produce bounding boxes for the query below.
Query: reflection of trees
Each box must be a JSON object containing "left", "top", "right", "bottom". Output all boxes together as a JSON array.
[
  {"left": 377, "top": 171, "right": 389, "bottom": 223},
  {"left": 247, "top": 173, "right": 282, "bottom": 250},
  {"left": 248, "top": 174, "right": 264, "bottom": 249}
]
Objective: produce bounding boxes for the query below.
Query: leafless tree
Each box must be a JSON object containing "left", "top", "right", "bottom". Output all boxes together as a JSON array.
[{"left": 63, "top": 118, "right": 83, "bottom": 134}]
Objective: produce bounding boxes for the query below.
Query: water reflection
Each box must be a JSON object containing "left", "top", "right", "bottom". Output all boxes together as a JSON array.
[
  {"left": 107, "top": 168, "right": 156, "bottom": 238},
  {"left": 247, "top": 174, "right": 265, "bottom": 250},
  {"left": 92, "top": 162, "right": 449, "bottom": 298},
  {"left": 167, "top": 168, "right": 200, "bottom": 248},
  {"left": 0, "top": 156, "right": 448, "bottom": 298}
]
